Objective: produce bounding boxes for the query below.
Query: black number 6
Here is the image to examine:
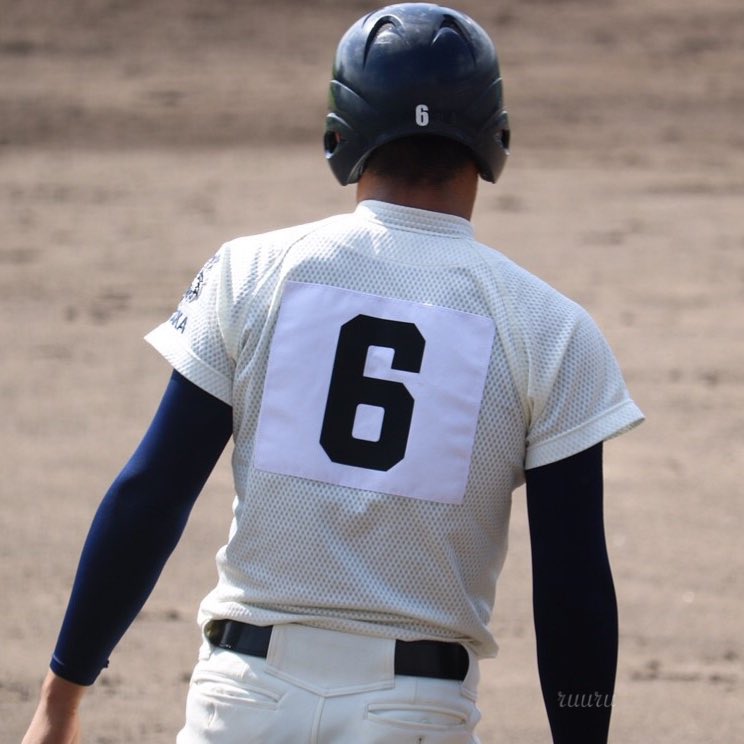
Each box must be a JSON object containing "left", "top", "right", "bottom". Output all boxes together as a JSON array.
[{"left": 320, "top": 314, "right": 425, "bottom": 471}]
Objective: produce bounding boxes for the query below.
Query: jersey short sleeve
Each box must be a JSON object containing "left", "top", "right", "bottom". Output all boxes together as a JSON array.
[
  {"left": 524, "top": 303, "right": 643, "bottom": 470},
  {"left": 145, "top": 246, "right": 235, "bottom": 405}
]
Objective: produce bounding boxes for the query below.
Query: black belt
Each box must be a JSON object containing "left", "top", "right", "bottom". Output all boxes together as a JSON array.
[{"left": 204, "top": 619, "right": 469, "bottom": 682}]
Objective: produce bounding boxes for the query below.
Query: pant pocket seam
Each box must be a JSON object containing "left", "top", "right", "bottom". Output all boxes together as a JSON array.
[
  {"left": 365, "top": 702, "right": 469, "bottom": 731},
  {"left": 191, "top": 671, "right": 285, "bottom": 710}
]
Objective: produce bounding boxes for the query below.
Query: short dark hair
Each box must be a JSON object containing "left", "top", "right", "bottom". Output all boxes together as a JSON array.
[{"left": 363, "top": 135, "right": 477, "bottom": 186}]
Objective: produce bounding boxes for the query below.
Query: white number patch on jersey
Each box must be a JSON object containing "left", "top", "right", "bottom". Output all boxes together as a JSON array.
[{"left": 253, "top": 281, "right": 495, "bottom": 504}]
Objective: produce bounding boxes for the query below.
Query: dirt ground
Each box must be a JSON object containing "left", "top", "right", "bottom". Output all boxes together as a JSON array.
[{"left": 2, "top": 0, "right": 742, "bottom": 741}]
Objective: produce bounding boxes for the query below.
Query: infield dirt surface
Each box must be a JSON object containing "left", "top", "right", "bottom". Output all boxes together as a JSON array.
[{"left": 2, "top": 1, "right": 742, "bottom": 741}]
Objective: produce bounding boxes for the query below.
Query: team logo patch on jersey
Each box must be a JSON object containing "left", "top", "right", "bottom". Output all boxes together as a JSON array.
[
  {"left": 253, "top": 282, "right": 494, "bottom": 504},
  {"left": 182, "top": 253, "right": 220, "bottom": 303}
]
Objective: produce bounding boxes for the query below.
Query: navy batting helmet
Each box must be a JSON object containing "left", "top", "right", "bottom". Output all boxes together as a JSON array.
[{"left": 324, "top": 3, "right": 510, "bottom": 185}]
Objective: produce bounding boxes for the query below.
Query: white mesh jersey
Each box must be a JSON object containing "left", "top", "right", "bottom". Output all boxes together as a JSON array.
[{"left": 145, "top": 200, "right": 643, "bottom": 658}]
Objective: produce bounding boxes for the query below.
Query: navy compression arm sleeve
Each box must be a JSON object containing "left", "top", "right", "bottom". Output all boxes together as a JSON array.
[
  {"left": 50, "top": 370, "right": 232, "bottom": 685},
  {"left": 525, "top": 443, "right": 618, "bottom": 744}
]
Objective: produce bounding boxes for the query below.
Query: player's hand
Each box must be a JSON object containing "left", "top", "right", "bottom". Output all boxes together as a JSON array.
[{"left": 22, "top": 671, "right": 85, "bottom": 744}]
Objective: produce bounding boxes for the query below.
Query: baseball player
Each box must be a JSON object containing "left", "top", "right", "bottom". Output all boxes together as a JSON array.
[{"left": 23, "top": 4, "right": 643, "bottom": 743}]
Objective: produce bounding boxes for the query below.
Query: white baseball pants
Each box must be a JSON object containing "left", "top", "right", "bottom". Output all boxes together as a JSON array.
[{"left": 177, "top": 624, "right": 482, "bottom": 743}]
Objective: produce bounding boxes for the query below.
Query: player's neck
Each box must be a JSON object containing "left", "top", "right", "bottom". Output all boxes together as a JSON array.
[{"left": 356, "top": 168, "right": 478, "bottom": 221}]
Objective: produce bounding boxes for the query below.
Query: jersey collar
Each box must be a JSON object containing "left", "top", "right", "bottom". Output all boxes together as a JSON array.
[{"left": 355, "top": 200, "right": 474, "bottom": 239}]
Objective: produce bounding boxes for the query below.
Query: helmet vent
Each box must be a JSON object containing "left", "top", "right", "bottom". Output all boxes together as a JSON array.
[
  {"left": 364, "top": 16, "right": 402, "bottom": 65},
  {"left": 439, "top": 15, "right": 466, "bottom": 37},
  {"left": 434, "top": 15, "right": 476, "bottom": 63}
]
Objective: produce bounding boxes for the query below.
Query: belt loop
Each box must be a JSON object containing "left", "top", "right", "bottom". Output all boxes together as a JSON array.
[{"left": 203, "top": 619, "right": 225, "bottom": 647}]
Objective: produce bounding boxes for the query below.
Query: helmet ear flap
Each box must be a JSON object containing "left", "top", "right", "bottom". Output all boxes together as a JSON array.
[
  {"left": 325, "top": 83, "right": 387, "bottom": 185},
  {"left": 324, "top": 130, "right": 340, "bottom": 156}
]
